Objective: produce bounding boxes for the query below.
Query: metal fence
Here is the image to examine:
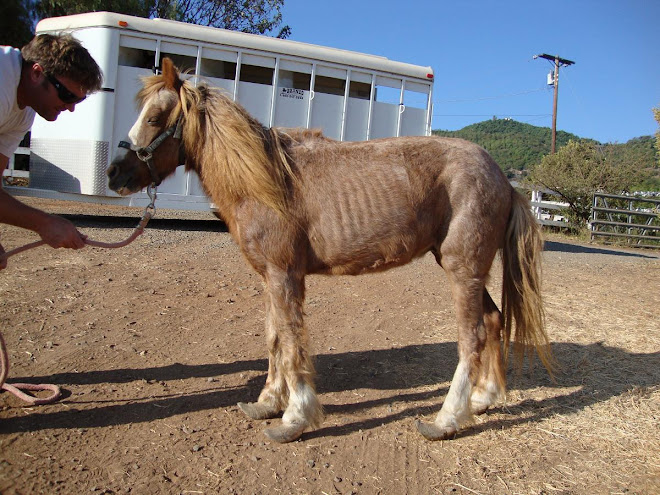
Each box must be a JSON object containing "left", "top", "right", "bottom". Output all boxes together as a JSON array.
[{"left": 590, "top": 193, "right": 660, "bottom": 248}]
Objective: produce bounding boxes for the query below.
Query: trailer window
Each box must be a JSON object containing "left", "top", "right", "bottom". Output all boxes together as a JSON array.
[
  {"left": 349, "top": 81, "right": 371, "bottom": 100},
  {"left": 375, "top": 85, "right": 401, "bottom": 105},
  {"left": 239, "top": 64, "right": 274, "bottom": 85},
  {"left": 160, "top": 53, "right": 197, "bottom": 74},
  {"left": 278, "top": 70, "right": 311, "bottom": 90},
  {"left": 404, "top": 88, "right": 428, "bottom": 110},
  {"left": 118, "top": 47, "right": 155, "bottom": 69},
  {"left": 200, "top": 59, "right": 237, "bottom": 80},
  {"left": 314, "top": 76, "right": 345, "bottom": 96}
]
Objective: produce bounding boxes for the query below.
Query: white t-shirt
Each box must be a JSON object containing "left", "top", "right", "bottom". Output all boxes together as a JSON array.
[{"left": 0, "top": 46, "right": 35, "bottom": 158}]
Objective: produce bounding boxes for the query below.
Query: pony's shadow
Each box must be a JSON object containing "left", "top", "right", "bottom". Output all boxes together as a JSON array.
[
  {"left": 544, "top": 240, "right": 659, "bottom": 258},
  {"left": 1, "top": 342, "right": 657, "bottom": 440}
]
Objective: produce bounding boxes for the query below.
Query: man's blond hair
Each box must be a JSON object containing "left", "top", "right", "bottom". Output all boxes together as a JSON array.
[{"left": 21, "top": 33, "right": 103, "bottom": 92}]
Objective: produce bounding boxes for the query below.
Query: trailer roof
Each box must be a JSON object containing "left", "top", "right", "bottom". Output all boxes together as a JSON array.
[{"left": 36, "top": 12, "right": 434, "bottom": 83}]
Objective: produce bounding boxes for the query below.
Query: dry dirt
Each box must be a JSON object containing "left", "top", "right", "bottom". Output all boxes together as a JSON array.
[{"left": 1, "top": 197, "right": 658, "bottom": 495}]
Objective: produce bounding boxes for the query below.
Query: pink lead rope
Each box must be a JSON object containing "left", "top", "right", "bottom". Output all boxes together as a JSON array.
[{"left": 0, "top": 205, "right": 154, "bottom": 406}]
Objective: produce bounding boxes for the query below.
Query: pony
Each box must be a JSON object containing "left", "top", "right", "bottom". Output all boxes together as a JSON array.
[{"left": 107, "top": 58, "right": 552, "bottom": 443}]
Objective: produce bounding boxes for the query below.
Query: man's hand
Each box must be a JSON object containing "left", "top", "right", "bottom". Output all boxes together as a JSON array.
[
  {"left": 1, "top": 178, "right": 87, "bottom": 250},
  {"left": 38, "top": 214, "right": 87, "bottom": 249}
]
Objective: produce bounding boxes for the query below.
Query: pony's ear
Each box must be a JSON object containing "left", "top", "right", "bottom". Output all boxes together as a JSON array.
[{"left": 161, "top": 57, "right": 182, "bottom": 92}]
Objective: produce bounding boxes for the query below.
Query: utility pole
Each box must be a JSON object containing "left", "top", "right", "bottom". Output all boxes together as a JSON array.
[{"left": 533, "top": 53, "right": 575, "bottom": 154}]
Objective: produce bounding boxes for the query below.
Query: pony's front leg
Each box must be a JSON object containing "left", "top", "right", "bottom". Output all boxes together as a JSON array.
[
  {"left": 249, "top": 268, "right": 322, "bottom": 443},
  {"left": 238, "top": 299, "right": 287, "bottom": 420},
  {"left": 417, "top": 273, "right": 486, "bottom": 440}
]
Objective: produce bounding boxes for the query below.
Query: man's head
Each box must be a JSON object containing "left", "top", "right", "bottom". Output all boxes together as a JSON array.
[{"left": 19, "top": 34, "right": 103, "bottom": 121}]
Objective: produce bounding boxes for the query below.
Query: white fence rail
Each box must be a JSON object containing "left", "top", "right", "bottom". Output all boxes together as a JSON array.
[
  {"left": 3, "top": 147, "right": 30, "bottom": 179},
  {"left": 530, "top": 189, "right": 569, "bottom": 227},
  {"left": 511, "top": 183, "right": 569, "bottom": 228}
]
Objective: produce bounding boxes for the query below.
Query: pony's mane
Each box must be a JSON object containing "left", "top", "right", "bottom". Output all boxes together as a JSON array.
[
  {"left": 138, "top": 75, "right": 297, "bottom": 215},
  {"left": 281, "top": 128, "right": 334, "bottom": 144}
]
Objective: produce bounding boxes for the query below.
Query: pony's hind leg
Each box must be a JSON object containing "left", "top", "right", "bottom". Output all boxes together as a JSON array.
[
  {"left": 416, "top": 263, "right": 488, "bottom": 441},
  {"left": 470, "top": 289, "right": 506, "bottom": 415},
  {"left": 243, "top": 267, "right": 322, "bottom": 443}
]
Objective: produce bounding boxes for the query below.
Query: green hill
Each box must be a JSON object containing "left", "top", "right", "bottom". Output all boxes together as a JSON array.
[{"left": 432, "top": 119, "right": 658, "bottom": 188}]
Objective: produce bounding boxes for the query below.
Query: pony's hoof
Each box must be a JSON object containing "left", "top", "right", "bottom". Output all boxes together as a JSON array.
[
  {"left": 237, "top": 401, "right": 280, "bottom": 420},
  {"left": 471, "top": 404, "right": 489, "bottom": 415},
  {"left": 415, "top": 419, "right": 457, "bottom": 441},
  {"left": 263, "top": 422, "right": 306, "bottom": 443}
]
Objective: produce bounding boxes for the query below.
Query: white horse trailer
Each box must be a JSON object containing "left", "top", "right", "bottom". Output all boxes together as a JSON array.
[{"left": 17, "top": 12, "right": 434, "bottom": 211}]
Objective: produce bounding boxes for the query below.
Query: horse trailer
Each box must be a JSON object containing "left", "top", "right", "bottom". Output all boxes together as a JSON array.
[{"left": 10, "top": 11, "right": 435, "bottom": 211}]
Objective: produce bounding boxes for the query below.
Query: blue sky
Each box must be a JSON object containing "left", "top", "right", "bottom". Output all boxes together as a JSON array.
[{"left": 282, "top": 0, "right": 659, "bottom": 144}]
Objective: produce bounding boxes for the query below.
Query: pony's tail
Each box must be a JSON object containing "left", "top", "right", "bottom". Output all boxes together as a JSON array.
[{"left": 501, "top": 190, "right": 554, "bottom": 376}]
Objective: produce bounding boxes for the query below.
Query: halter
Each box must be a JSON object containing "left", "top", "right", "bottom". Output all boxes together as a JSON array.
[{"left": 118, "top": 117, "right": 183, "bottom": 187}]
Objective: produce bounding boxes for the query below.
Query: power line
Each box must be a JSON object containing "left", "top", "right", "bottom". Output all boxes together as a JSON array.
[{"left": 435, "top": 87, "right": 548, "bottom": 104}]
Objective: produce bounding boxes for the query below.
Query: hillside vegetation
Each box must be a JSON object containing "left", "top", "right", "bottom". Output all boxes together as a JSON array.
[{"left": 433, "top": 119, "right": 659, "bottom": 189}]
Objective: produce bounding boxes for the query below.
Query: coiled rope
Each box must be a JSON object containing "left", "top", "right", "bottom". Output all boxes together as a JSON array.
[{"left": 0, "top": 202, "right": 154, "bottom": 406}]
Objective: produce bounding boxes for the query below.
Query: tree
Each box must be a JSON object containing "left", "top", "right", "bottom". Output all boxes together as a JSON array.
[
  {"left": 525, "top": 140, "right": 640, "bottom": 228},
  {"left": 35, "top": 0, "right": 150, "bottom": 19},
  {"left": 433, "top": 119, "right": 586, "bottom": 175},
  {"left": 155, "top": 0, "right": 291, "bottom": 38},
  {"left": 33, "top": 0, "right": 291, "bottom": 38},
  {"left": 0, "top": 0, "right": 36, "bottom": 47}
]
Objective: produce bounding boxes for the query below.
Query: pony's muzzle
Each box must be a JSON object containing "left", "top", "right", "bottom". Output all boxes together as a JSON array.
[
  {"left": 106, "top": 162, "right": 120, "bottom": 182},
  {"left": 107, "top": 154, "right": 145, "bottom": 196}
]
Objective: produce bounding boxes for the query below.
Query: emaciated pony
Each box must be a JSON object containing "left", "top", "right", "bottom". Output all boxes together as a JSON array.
[{"left": 107, "top": 58, "right": 552, "bottom": 443}]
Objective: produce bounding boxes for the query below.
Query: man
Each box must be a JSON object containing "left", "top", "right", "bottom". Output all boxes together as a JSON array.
[{"left": 0, "top": 33, "right": 103, "bottom": 269}]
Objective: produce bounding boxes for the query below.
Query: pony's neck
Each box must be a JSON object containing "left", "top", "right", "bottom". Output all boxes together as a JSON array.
[{"left": 180, "top": 83, "right": 294, "bottom": 217}]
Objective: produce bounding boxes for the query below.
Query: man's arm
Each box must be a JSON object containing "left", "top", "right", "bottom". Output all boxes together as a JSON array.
[{"left": 0, "top": 153, "right": 86, "bottom": 249}]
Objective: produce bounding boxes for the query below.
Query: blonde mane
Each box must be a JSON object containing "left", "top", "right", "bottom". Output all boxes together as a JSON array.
[{"left": 138, "top": 75, "right": 296, "bottom": 215}]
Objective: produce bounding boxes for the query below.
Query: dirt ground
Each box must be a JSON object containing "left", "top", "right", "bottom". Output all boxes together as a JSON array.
[{"left": 0, "top": 197, "right": 658, "bottom": 495}]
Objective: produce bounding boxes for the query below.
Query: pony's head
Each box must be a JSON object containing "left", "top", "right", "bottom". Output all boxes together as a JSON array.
[
  {"left": 109, "top": 57, "right": 298, "bottom": 215},
  {"left": 107, "top": 58, "right": 185, "bottom": 195}
]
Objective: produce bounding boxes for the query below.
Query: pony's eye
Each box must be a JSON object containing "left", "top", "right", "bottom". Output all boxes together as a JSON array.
[{"left": 147, "top": 117, "right": 160, "bottom": 125}]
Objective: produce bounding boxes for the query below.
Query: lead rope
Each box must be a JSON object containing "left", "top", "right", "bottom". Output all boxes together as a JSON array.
[{"left": 0, "top": 186, "right": 157, "bottom": 406}]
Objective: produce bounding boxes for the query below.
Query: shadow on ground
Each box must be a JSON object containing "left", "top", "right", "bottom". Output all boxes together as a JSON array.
[
  {"left": 544, "top": 240, "right": 658, "bottom": 258},
  {"left": 2, "top": 342, "right": 657, "bottom": 440},
  {"left": 62, "top": 214, "right": 228, "bottom": 233}
]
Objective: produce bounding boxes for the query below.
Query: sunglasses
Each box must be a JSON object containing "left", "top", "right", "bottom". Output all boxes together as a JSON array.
[{"left": 45, "top": 73, "right": 86, "bottom": 104}]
